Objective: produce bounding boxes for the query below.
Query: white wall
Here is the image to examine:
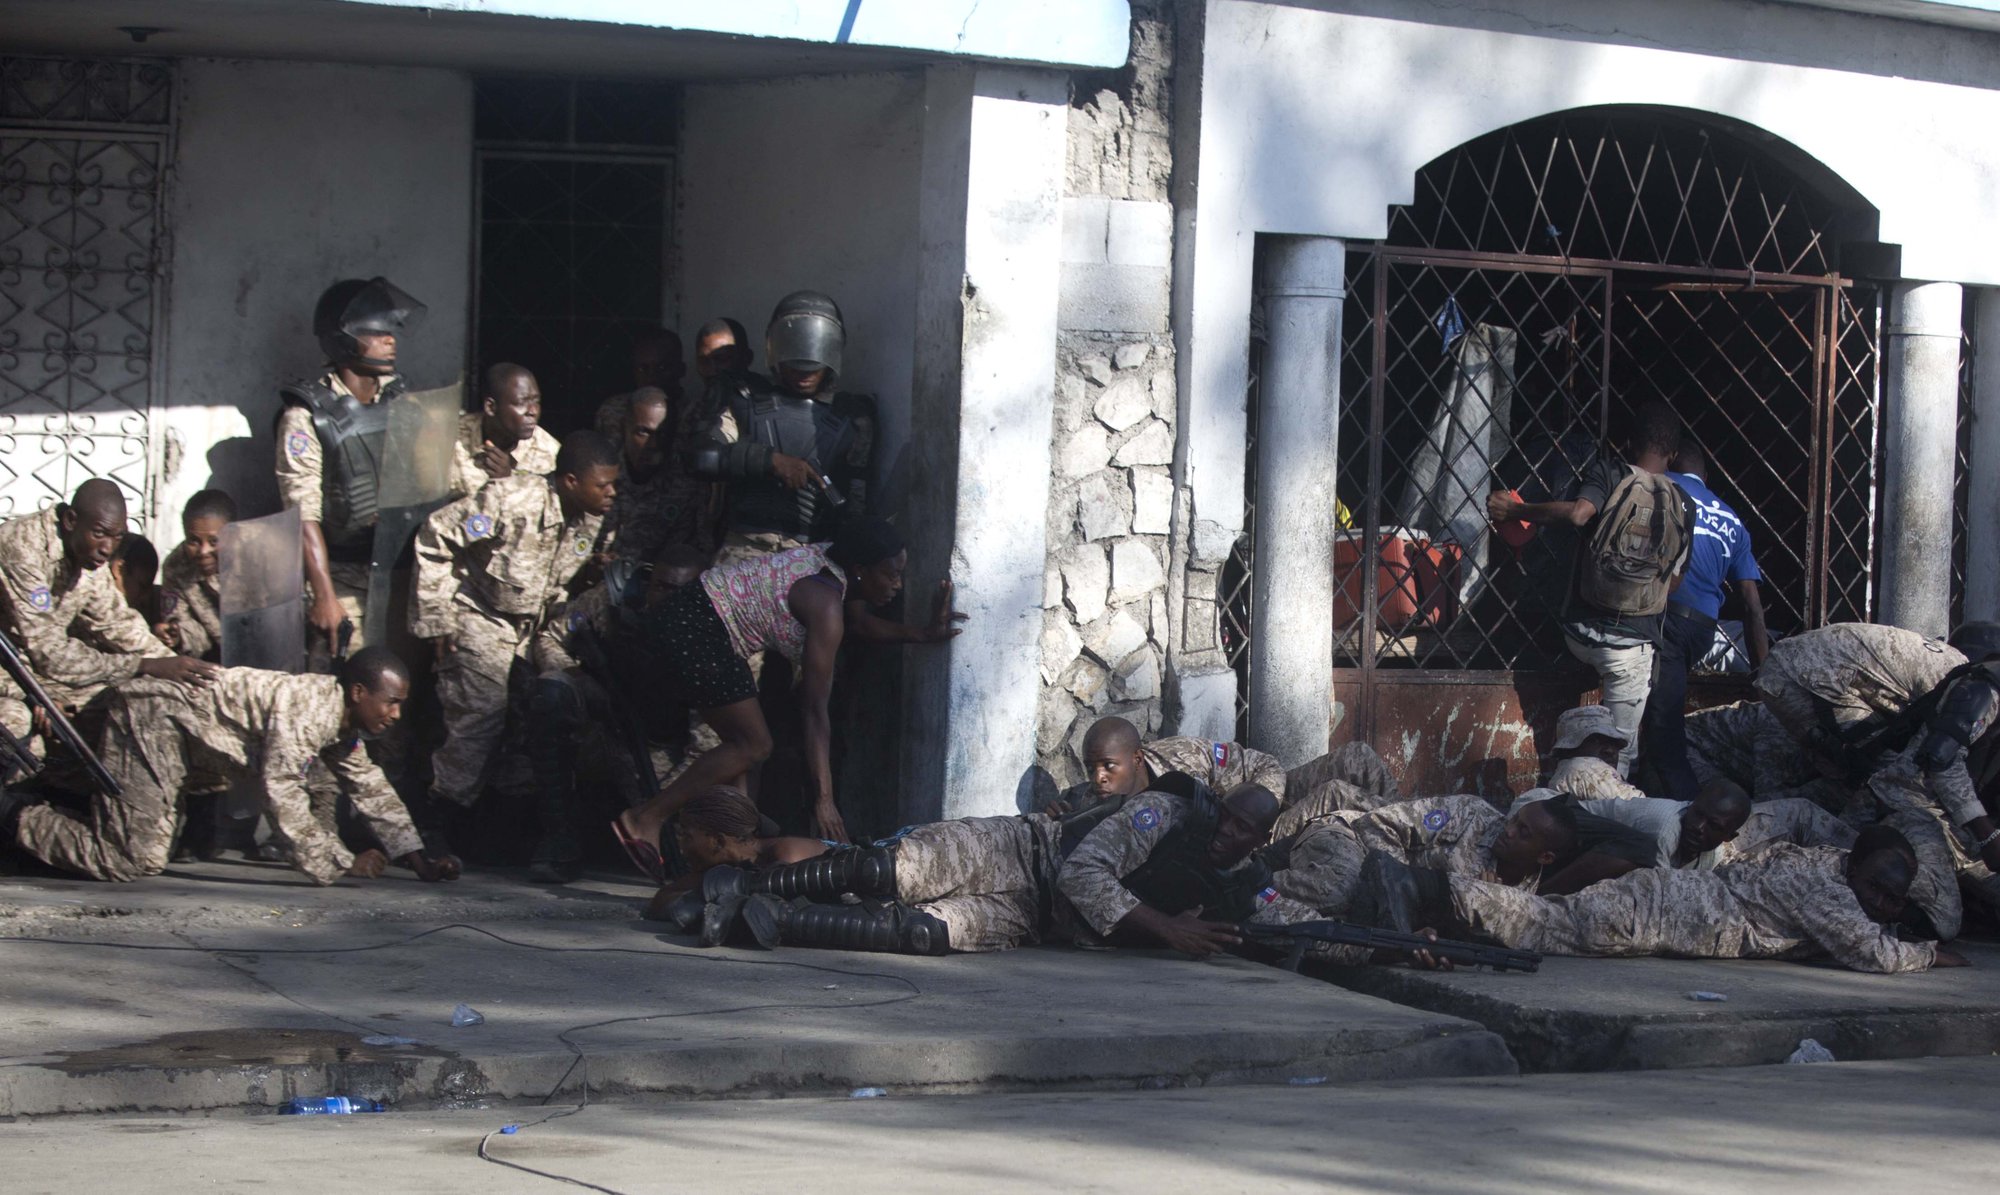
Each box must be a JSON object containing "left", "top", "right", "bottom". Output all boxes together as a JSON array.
[
  {"left": 678, "top": 71, "right": 924, "bottom": 512},
  {"left": 156, "top": 58, "right": 472, "bottom": 535},
  {"left": 1176, "top": 0, "right": 2000, "bottom": 563}
]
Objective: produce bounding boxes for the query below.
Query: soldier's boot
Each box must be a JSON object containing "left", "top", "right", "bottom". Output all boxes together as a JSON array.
[
  {"left": 1350, "top": 852, "right": 1455, "bottom": 934},
  {"left": 702, "top": 847, "right": 899, "bottom": 903},
  {"left": 740, "top": 894, "right": 950, "bottom": 955},
  {"left": 657, "top": 889, "right": 705, "bottom": 933}
]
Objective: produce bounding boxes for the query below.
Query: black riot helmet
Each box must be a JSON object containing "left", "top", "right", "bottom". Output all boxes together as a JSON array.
[
  {"left": 765, "top": 290, "right": 844, "bottom": 383},
  {"left": 1951, "top": 621, "right": 2000, "bottom": 662},
  {"left": 313, "top": 277, "right": 427, "bottom": 373}
]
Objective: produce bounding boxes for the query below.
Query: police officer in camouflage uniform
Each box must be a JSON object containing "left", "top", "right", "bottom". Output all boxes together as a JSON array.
[
  {"left": 410, "top": 433, "right": 619, "bottom": 861},
  {"left": 1, "top": 647, "right": 452, "bottom": 885},
  {"left": 1037, "top": 715, "right": 1288, "bottom": 818},
  {"left": 690, "top": 291, "right": 876, "bottom": 567},
  {"left": 1419, "top": 827, "right": 1958, "bottom": 974},
  {"left": 273, "top": 277, "right": 427, "bottom": 660}
]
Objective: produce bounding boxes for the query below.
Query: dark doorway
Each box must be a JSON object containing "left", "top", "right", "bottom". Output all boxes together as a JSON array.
[{"left": 472, "top": 76, "right": 676, "bottom": 435}]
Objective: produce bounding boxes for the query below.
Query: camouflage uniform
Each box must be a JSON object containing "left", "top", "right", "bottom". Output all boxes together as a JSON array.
[
  {"left": 887, "top": 814, "right": 1067, "bottom": 952},
  {"left": 1549, "top": 756, "right": 1648, "bottom": 801},
  {"left": 0, "top": 506, "right": 175, "bottom": 737},
  {"left": 158, "top": 551, "right": 222, "bottom": 662},
  {"left": 449, "top": 412, "right": 560, "bottom": 498},
  {"left": 1755, "top": 623, "right": 1964, "bottom": 778},
  {"left": 1058, "top": 790, "right": 1322, "bottom": 934},
  {"left": 11, "top": 671, "right": 421, "bottom": 884},
  {"left": 1040, "top": 736, "right": 1289, "bottom": 818},
  {"left": 1275, "top": 742, "right": 1401, "bottom": 834},
  {"left": 412, "top": 474, "right": 601, "bottom": 808},
  {"left": 1447, "top": 843, "right": 1937, "bottom": 974},
  {"left": 274, "top": 370, "right": 390, "bottom": 642},
  {"left": 1715, "top": 798, "right": 1856, "bottom": 865},
  {"left": 1684, "top": 700, "right": 1850, "bottom": 811},
  {"left": 1264, "top": 793, "right": 1536, "bottom": 919},
  {"left": 1865, "top": 755, "right": 2000, "bottom": 942}
]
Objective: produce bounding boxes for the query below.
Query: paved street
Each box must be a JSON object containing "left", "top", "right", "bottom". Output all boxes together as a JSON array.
[{"left": 12, "top": 1058, "right": 2000, "bottom": 1193}]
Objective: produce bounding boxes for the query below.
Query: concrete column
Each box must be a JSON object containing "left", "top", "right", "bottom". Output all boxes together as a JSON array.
[
  {"left": 901, "top": 66, "right": 1068, "bottom": 822},
  {"left": 1249, "top": 236, "right": 1344, "bottom": 764},
  {"left": 1880, "top": 281, "right": 1964, "bottom": 638},
  {"left": 1966, "top": 289, "right": 2000, "bottom": 623}
]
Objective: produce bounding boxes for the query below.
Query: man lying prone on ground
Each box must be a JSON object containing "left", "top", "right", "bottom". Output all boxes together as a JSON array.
[{"left": 1365, "top": 825, "right": 1963, "bottom": 974}]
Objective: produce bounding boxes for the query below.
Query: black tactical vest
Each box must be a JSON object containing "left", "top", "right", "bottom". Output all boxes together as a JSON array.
[
  {"left": 1117, "top": 796, "right": 1275, "bottom": 924},
  {"left": 278, "top": 374, "right": 407, "bottom": 553},
  {"left": 725, "top": 378, "right": 866, "bottom": 541}
]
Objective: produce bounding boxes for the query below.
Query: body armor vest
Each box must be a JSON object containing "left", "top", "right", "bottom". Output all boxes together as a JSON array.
[
  {"left": 1116, "top": 790, "right": 1274, "bottom": 924},
  {"left": 278, "top": 375, "right": 407, "bottom": 554},
  {"left": 725, "top": 378, "right": 863, "bottom": 541}
]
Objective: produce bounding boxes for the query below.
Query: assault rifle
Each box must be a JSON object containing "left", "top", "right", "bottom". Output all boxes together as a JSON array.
[
  {"left": 0, "top": 626, "right": 120, "bottom": 798},
  {"left": 1240, "top": 918, "right": 1541, "bottom": 974}
]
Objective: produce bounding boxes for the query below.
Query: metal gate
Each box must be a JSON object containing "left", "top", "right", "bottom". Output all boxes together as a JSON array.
[
  {"left": 0, "top": 56, "right": 173, "bottom": 525},
  {"left": 1326, "top": 109, "right": 1882, "bottom": 796}
]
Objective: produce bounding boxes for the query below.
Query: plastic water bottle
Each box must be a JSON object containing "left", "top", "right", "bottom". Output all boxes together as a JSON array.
[{"left": 279, "top": 1096, "right": 386, "bottom": 1115}]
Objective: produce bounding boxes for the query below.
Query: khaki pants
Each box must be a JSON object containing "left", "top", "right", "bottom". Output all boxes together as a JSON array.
[{"left": 1564, "top": 633, "right": 1655, "bottom": 776}]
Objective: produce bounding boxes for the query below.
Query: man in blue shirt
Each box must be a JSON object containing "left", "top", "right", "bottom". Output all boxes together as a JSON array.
[{"left": 1636, "top": 442, "right": 1769, "bottom": 800}]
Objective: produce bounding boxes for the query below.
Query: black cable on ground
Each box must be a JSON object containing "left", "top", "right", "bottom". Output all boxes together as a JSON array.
[{"left": 2, "top": 923, "right": 927, "bottom": 1194}]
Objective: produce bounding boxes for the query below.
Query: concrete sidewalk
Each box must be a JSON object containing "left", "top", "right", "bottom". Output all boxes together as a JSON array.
[
  {"left": 11, "top": 1058, "right": 2000, "bottom": 1193},
  {"left": 1325, "top": 942, "right": 2000, "bottom": 1071},
  {"left": 0, "top": 915, "right": 1513, "bottom": 1116},
  {"left": 0, "top": 857, "right": 652, "bottom": 936}
]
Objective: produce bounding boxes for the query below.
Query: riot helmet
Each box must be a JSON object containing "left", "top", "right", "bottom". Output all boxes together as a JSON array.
[
  {"left": 1951, "top": 620, "right": 2000, "bottom": 662},
  {"left": 314, "top": 277, "right": 427, "bottom": 373},
  {"left": 764, "top": 290, "right": 844, "bottom": 383}
]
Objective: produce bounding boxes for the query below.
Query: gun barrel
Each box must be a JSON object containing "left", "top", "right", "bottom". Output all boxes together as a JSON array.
[{"left": 0, "top": 628, "right": 121, "bottom": 797}]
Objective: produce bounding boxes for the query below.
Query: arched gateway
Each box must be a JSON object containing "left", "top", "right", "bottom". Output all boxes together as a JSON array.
[{"left": 1321, "top": 106, "right": 1887, "bottom": 795}]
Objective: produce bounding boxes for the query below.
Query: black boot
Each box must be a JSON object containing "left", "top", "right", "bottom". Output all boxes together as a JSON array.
[
  {"left": 1350, "top": 852, "right": 1455, "bottom": 934},
  {"left": 740, "top": 894, "right": 950, "bottom": 955},
  {"left": 702, "top": 847, "right": 898, "bottom": 903}
]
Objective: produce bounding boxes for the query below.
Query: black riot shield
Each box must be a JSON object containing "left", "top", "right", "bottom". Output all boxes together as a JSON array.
[
  {"left": 219, "top": 506, "right": 307, "bottom": 673},
  {"left": 364, "top": 381, "right": 461, "bottom": 648}
]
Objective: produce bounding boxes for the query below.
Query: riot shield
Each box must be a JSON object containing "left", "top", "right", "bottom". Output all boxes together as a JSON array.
[
  {"left": 364, "top": 380, "right": 461, "bottom": 647},
  {"left": 220, "top": 505, "right": 307, "bottom": 672}
]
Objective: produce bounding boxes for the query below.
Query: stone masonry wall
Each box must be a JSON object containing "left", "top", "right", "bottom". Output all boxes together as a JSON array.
[{"left": 1035, "top": 2, "right": 1178, "bottom": 793}]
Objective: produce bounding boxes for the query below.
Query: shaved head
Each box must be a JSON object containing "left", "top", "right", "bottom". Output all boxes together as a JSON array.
[
  {"left": 71, "top": 478, "right": 126, "bottom": 523},
  {"left": 1083, "top": 716, "right": 1141, "bottom": 757},
  {"left": 483, "top": 361, "right": 534, "bottom": 397},
  {"left": 1209, "top": 783, "right": 1281, "bottom": 867},
  {"left": 1221, "top": 783, "right": 1281, "bottom": 831}
]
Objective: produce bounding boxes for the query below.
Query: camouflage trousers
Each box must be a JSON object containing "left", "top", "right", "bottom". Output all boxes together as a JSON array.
[
  {"left": 892, "top": 814, "right": 1060, "bottom": 952},
  {"left": 1451, "top": 871, "right": 1745, "bottom": 959},
  {"left": 431, "top": 607, "right": 533, "bottom": 808},
  {"left": 1684, "top": 700, "right": 1853, "bottom": 812},
  {"left": 1867, "top": 763, "right": 2000, "bottom": 941},
  {"left": 11, "top": 682, "right": 379, "bottom": 884},
  {"left": 1268, "top": 817, "right": 1367, "bottom": 916},
  {"left": 1272, "top": 742, "right": 1401, "bottom": 842}
]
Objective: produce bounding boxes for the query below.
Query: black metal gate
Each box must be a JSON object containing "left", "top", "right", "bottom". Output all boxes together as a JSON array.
[{"left": 1326, "top": 109, "right": 1882, "bottom": 796}]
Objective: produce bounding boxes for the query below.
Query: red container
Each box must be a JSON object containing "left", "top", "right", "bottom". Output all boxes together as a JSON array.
[{"left": 1335, "top": 529, "right": 1461, "bottom": 631}]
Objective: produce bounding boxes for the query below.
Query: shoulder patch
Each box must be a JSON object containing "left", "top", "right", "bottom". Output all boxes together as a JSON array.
[
  {"left": 1131, "top": 806, "right": 1161, "bottom": 832},
  {"left": 159, "top": 590, "right": 180, "bottom": 617},
  {"left": 464, "top": 512, "right": 495, "bottom": 540},
  {"left": 285, "top": 429, "right": 312, "bottom": 459},
  {"left": 1257, "top": 886, "right": 1279, "bottom": 905},
  {"left": 1212, "top": 741, "right": 1230, "bottom": 768},
  {"left": 26, "top": 586, "right": 52, "bottom": 613},
  {"left": 1421, "top": 808, "right": 1450, "bottom": 832}
]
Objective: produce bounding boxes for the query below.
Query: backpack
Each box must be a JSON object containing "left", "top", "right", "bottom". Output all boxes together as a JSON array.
[{"left": 1576, "top": 465, "right": 1691, "bottom": 617}]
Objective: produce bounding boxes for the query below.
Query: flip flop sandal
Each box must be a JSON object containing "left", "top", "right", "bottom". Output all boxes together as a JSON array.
[{"left": 611, "top": 817, "right": 666, "bottom": 884}]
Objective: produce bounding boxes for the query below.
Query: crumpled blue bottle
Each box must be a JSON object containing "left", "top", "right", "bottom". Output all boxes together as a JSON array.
[{"left": 279, "top": 1096, "right": 386, "bottom": 1115}]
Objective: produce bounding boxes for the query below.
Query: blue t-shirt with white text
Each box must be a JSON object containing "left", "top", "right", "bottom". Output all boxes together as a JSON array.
[{"left": 1668, "top": 471, "right": 1760, "bottom": 619}]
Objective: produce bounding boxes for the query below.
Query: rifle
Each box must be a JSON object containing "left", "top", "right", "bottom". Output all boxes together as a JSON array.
[
  {"left": 1240, "top": 918, "right": 1541, "bottom": 973},
  {"left": 0, "top": 626, "right": 121, "bottom": 797}
]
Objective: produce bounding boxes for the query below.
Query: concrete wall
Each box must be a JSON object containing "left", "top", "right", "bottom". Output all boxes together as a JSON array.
[
  {"left": 1172, "top": 0, "right": 2000, "bottom": 758},
  {"left": 157, "top": 57, "right": 472, "bottom": 535},
  {"left": 678, "top": 71, "right": 925, "bottom": 512}
]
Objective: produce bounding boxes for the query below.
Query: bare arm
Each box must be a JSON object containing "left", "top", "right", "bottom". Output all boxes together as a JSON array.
[
  {"left": 301, "top": 521, "right": 345, "bottom": 651},
  {"left": 842, "top": 580, "right": 967, "bottom": 645},
  {"left": 791, "top": 576, "right": 848, "bottom": 841},
  {"left": 1738, "top": 579, "right": 1770, "bottom": 670},
  {"left": 1488, "top": 490, "right": 1596, "bottom": 528}
]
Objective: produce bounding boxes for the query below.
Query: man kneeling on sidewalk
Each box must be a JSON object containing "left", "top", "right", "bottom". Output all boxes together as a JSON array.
[{"left": 3, "top": 647, "right": 458, "bottom": 885}]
